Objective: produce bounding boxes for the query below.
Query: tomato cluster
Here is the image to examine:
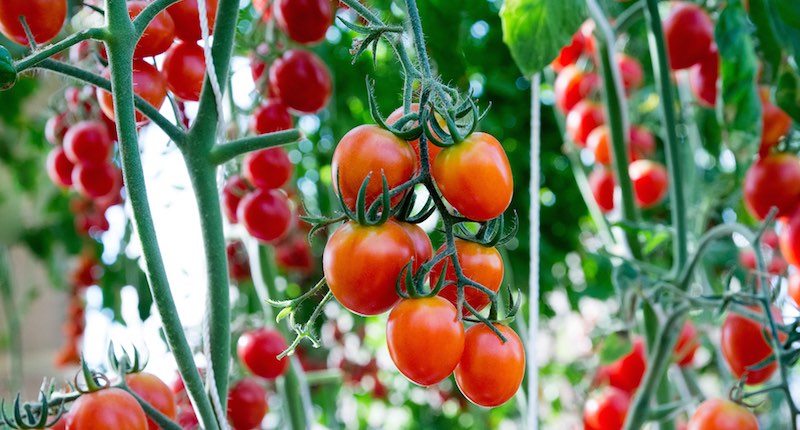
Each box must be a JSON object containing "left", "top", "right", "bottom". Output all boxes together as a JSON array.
[{"left": 172, "top": 370, "right": 270, "bottom": 430}]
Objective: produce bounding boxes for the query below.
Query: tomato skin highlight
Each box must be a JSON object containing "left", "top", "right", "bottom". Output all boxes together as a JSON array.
[
  {"left": 721, "top": 306, "right": 783, "bottom": 385},
  {"left": 98, "top": 61, "right": 168, "bottom": 124},
  {"left": 238, "top": 328, "right": 290, "bottom": 379},
  {"left": 269, "top": 49, "right": 332, "bottom": 114},
  {"left": 588, "top": 168, "right": 615, "bottom": 212},
  {"left": 167, "top": 0, "right": 219, "bottom": 42},
  {"left": 432, "top": 132, "right": 513, "bottom": 221},
  {"left": 566, "top": 100, "right": 605, "bottom": 147},
  {"left": 63, "top": 121, "right": 113, "bottom": 166},
  {"left": 66, "top": 387, "right": 148, "bottom": 430},
  {"left": 227, "top": 378, "right": 268, "bottom": 430},
  {"left": 554, "top": 65, "right": 599, "bottom": 113},
  {"left": 243, "top": 148, "right": 293, "bottom": 190},
  {"left": 323, "top": 220, "right": 413, "bottom": 316},
  {"left": 238, "top": 189, "right": 293, "bottom": 243},
  {"left": 743, "top": 153, "right": 800, "bottom": 220},
  {"left": 629, "top": 160, "right": 668, "bottom": 208},
  {"left": 583, "top": 387, "right": 630, "bottom": 430},
  {"left": 687, "top": 398, "right": 758, "bottom": 430},
  {"left": 0, "top": 0, "right": 66, "bottom": 46},
  {"left": 126, "top": 372, "right": 177, "bottom": 430},
  {"left": 431, "top": 238, "right": 504, "bottom": 314},
  {"left": 455, "top": 324, "right": 525, "bottom": 407},
  {"left": 274, "top": 0, "right": 333, "bottom": 45},
  {"left": 127, "top": 1, "right": 176, "bottom": 58},
  {"left": 387, "top": 296, "right": 465, "bottom": 386},
  {"left": 664, "top": 2, "right": 715, "bottom": 70},
  {"left": 47, "top": 147, "right": 76, "bottom": 188},
  {"left": 163, "top": 42, "right": 207, "bottom": 102}
]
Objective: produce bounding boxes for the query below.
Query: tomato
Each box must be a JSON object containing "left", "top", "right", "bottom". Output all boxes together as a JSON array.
[
  {"left": 163, "top": 42, "right": 206, "bottom": 102},
  {"left": 63, "top": 121, "right": 113, "bottom": 166},
  {"left": 663, "top": 2, "right": 714, "bottom": 70},
  {"left": 237, "top": 328, "right": 290, "bottom": 379},
  {"left": 386, "top": 104, "right": 444, "bottom": 169},
  {"left": 566, "top": 100, "right": 604, "bottom": 147},
  {"left": 780, "top": 209, "right": 800, "bottom": 267},
  {"left": 227, "top": 241, "right": 251, "bottom": 281},
  {"left": 251, "top": 100, "right": 293, "bottom": 135},
  {"left": 588, "top": 125, "right": 656, "bottom": 166},
  {"left": 66, "top": 387, "right": 147, "bottom": 430},
  {"left": 243, "top": 148, "right": 293, "bottom": 190},
  {"left": 331, "top": 124, "right": 416, "bottom": 211},
  {"left": 790, "top": 273, "right": 800, "bottom": 307},
  {"left": 432, "top": 132, "right": 513, "bottom": 221},
  {"left": 387, "top": 296, "right": 465, "bottom": 386},
  {"left": 689, "top": 46, "right": 719, "bottom": 108},
  {"left": 583, "top": 387, "right": 630, "bottom": 430},
  {"left": 46, "top": 113, "right": 69, "bottom": 145},
  {"left": 430, "top": 238, "right": 503, "bottom": 314},
  {"left": 0, "top": 0, "right": 66, "bottom": 46},
  {"left": 227, "top": 378, "right": 268, "bottom": 430},
  {"left": 47, "top": 147, "right": 76, "bottom": 188},
  {"left": 127, "top": 1, "right": 175, "bottom": 58},
  {"left": 674, "top": 321, "right": 699, "bottom": 367},
  {"left": 762, "top": 229, "right": 780, "bottom": 249},
  {"left": 126, "top": 373, "right": 177, "bottom": 430},
  {"left": 721, "top": 306, "right": 784, "bottom": 385},
  {"left": 454, "top": 323, "right": 525, "bottom": 407},
  {"left": 588, "top": 168, "right": 615, "bottom": 213},
  {"left": 269, "top": 49, "right": 332, "bottom": 114},
  {"left": 274, "top": 0, "right": 333, "bottom": 45},
  {"left": 98, "top": 60, "right": 167, "bottom": 124},
  {"left": 222, "top": 175, "right": 251, "bottom": 224},
  {"left": 253, "top": 0, "right": 272, "bottom": 21},
  {"left": 176, "top": 409, "right": 199, "bottom": 430},
  {"left": 587, "top": 126, "right": 612, "bottom": 165},
  {"left": 73, "top": 163, "right": 119, "bottom": 199},
  {"left": 554, "top": 65, "right": 599, "bottom": 113},
  {"left": 629, "top": 125, "right": 656, "bottom": 161},
  {"left": 600, "top": 337, "right": 646, "bottom": 393},
  {"left": 323, "top": 220, "right": 413, "bottom": 315},
  {"left": 687, "top": 398, "right": 758, "bottom": 430},
  {"left": 743, "top": 153, "right": 800, "bottom": 220},
  {"left": 167, "top": 0, "right": 219, "bottom": 42},
  {"left": 629, "top": 160, "right": 668, "bottom": 208},
  {"left": 398, "top": 221, "right": 433, "bottom": 273},
  {"left": 579, "top": 20, "right": 597, "bottom": 56},
  {"left": 617, "top": 54, "right": 643, "bottom": 92},
  {"left": 551, "top": 30, "right": 586, "bottom": 72},
  {"left": 238, "top": 189, "right": 293, "bottom": 243},
  {"left": 275, "top": 235, "right": 314, "bottom": 272},
  {"left": 760, "top": 87, "right": 792, "bottom": 154}
]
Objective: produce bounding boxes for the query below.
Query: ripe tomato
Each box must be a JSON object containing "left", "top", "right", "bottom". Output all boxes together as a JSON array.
[
  {"left": 45, "top": 113, "right": 69, "bottom": 145},
  {"left": 47, "top": 147, "right": 76, "bottom": 188},
  {"left": 222, "top": 175, "right": 250, "bottom": 224},
  {"left": 674, "top": 321, "right": 699, "bottom": 367},
  {"left": 760, "top": 88, "right": 792, "bottom": 154},
  {"left": 163, "top": 42, "right": 206, "bottom": 102},
  {"left": 629, "top": 159, "right": 668, "bottom": 208},
  {"left": 227, "top": 378, "right": 268, "bottom": 430},
  {"left": 269, "top": 49, "right": 332, "bottom": 114},
  {"left": 253, "top": 0, "right": 272, "bottom": 21},
  {"left": 237, "top": 328, "right": 290, "bottom": 379},
  {"left": 780, "top": 209, "right": 800, "bottom": 267},
  {"left": 629, "top": 125, "right": 656, "bottom": 161},
  {"left": 579, "top": 20, "right": 597, "bottom": 56},
  {"left": 397, "top": 221, "right": 433, "bottom": 274},
  {"left": 789, "top": 273, "right": 800, "bottom": 307},
  {"left": 432, "top": 132, "right": 513, "bottom": 221},
  {"left": 98, "top": 60, "right": 167, "bottom": 124},
  {"left": 589, "top": 125, "right": 656, "bottom": 166},
  {"left": 387, "top": 296, "right": 465, "bottom": 386},
  {"left": 588, "top": 168, "right": 615, "bottom": 213},
  {"left": 66, "top": 387, "right": 147, "bottom": 430},
  {"left": 743, "top": 153, "right": 800, "bottom": 220},
  {"left": 238, "top": 189, "right": 293, "bottom": 243},
  {"left": 63, "top": 121, "right": 113, "bottom": 166},
  {"left": 127, "top": 1, "right": 175, "bottom": 58},
  {"left": 721, "top": 306, "right": 783, "bottom": 385},
  {"left": 386, "top": 104, "right": 444, "bottom": 169},
  {"left": 454, "top": 323, "right": 525, "bottom": 407},
  {"left": 331, "top": 124, "right": 416, "bottom": 211},
  {"left": 430, "top": 238, "right": 503, "bottom": 314},
  {"left": 0, "top": 0, "right": 66, "bottom": 46},
  {"left": 323, "top": 220, "right": 413, "bottom": 315},
  {"left": 251, "top": 100, "right": 293, "bottom": 135},
  {"left": 617, "top": 54, "right": 643, "bottom": 92},
  {"left": 551, "top": 30, "right": 586, "bottom": 72},
  {"left": 275, "top": 235, "right": 314, "bottom": 272},
  {"left": 689, "top": 46, "right": 719, "bottom": 108},
  {"left": 227, "top": 241, "right": 251, "bottom": 281},
  {"left": 602, "top": 337, "right": 646, "bottom": 393},
  {"left": 587, "top": 125, "right": 612, "bottom": 165},
  {"left": 243, "top": 148, "right": 293, "bottom": 190},
  {"left": 274, "top": 0, "right": 332, "bottom": 45},
  {"left": 583, "top": 387, "right": 630, "bottom": 430},
  {"left": 664, "top": 2, "right": 714, "bottom": 70},
  {"left": 73, "top": 163, "right": 119, "bottom": 199},
  {"left": 126, "top": 372, "right": 177, "bottom": 430},
  {"left": 167, "top": 0, "right": 219, "bottom": 42},
  {"left": 554, "top": 65, "right": 599, "bottom": 113},
  {"left": 687, "top": 399, "right": 758, "bottom": 430},
  {"left": 566, "top": 100, "right": 604, "bottom": 147}
]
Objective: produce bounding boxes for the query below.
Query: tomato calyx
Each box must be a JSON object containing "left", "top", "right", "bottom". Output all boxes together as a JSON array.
[
  {"left": 334, "top": 169, "right": 417, "bottom": 226},
  {"left": 453, "top": 212, "right": 518, "bottom": 248},
  {"left": 0, "top": 389, "right": 66, "bottom": 429},
  {"left": 107, "top": 343, "right": 148, "bottom": 375},
  {"left": 262, "top": 277, "right": 332, "bottom": 359}
]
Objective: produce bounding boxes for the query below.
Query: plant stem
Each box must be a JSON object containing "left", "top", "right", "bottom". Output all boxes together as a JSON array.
[
  {"left": 0, "top": 247, "right": 21, "bottom": 393},
  {"left": 208, "top": 130, "right": 301, "bottom": 164},
  {"left": 15, "top": 28, "right": 106, "bottom": 71}
]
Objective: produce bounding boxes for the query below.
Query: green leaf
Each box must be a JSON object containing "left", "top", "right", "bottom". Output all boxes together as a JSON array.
[
  {"left": 716, "top": 0, "right": 762, "bottom": 155},
  {"left": 0, "top": 45, "right": 15, "bottom": 91},
  {"left": 598, "top": 333, "right": 632, "bottom": 364},
  {"left": 748, "top": 0, "right": 783, "bottom": 82},
  {"left": 774, "top": 0, "right": 800, "bottom": 30},
  {"left": 776, "top": 64, "right": 800, "bottom": 122},
  {"left": 499, "top": 0, "right": 588, "bottom": 75}
]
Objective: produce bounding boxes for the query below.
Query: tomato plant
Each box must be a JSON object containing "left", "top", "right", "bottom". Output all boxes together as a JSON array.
[
  {"left": 66, "top": 388, "right": 148, "bottom": 430},
  {"left": 237, "top": 328, "right": 290, "bottom": 380},
  {"left": 126, "top": 372, "right": 178, "bottom": 430},
  {"left": 454, "top": 324, "right": 525, "bottom": 407},
  {"left": 227, "top": 378, "right": 268, "bottom": 430}
]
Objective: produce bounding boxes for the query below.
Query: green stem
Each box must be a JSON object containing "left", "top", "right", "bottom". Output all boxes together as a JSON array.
[
  {"left": 208, "top": 130, "right": 301, "bottom": 165},
  {"left": 0, "top": 247, "right": 21, "bottom": 392},
  {"left": 123, "top": 387, "right": 182, "bottom": 430},
  {"left": 15, "top": 28, "right": 106, "bottom": 71}
]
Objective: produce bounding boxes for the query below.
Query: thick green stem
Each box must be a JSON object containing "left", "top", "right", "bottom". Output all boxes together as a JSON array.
[
  {"left": 208, "top": 130, "right": 301, "bottom": 165},
  {"left": 15, "top": 28, "right": 106, "bottom": 71},
  {"left": 0, "top": 247, "right": 21, "bottom": 392}
]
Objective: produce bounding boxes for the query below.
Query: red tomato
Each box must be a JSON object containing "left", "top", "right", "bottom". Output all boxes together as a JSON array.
[
  {"left": 721, "top": 306, "right": 784, "bottom": 385},
  {"left": 127, "top": 1, "right": 175, "bottom": 58},
  {"left": 674, "top": 321, "right": 699, "bottom": 367},
  {"left": 687, "top": 398, "right": 758, "bottom": 430},
  {"left": 629, "top": 160, "right": 668, "bottom": 208},
  {"left": 98, "top": 60, "right": 167, "bottom": 124},
  {"left": 664, "top": 2, "right": 714, "bottom": 70},
  {"left": 589, "top": 125, "right": 656, "bottom": 165},
  {"left": 554, "top": 65, "right": 599, "bottom": 113},
  {"left": 331, "top": 124, "right": 416, "bottom": 211},
  {"left": 617, "top": 54, "right": 643, "bottom": 92},
  {"left": 790, "top": 273, "right": 800, "bottom": 307},
  {"left": 163, "top": 42, "right": 206, "bottom": 102},
  {"left": 63, "top": 121, "right": 113, "bottom": 166},
  {"left": 386, "top": 104, "right": 444, "bottom": 169},
  {"left": 243, "top": 148, "right": 293, "bottom": 190},
  {"left": 238, "top": 189, "right": 293, "bottom": 243},
  {"left": 323, "top": 220, "right": 413, "bottom": 315},
  {"left": 227, "top": 379, "right": 268, "bottom": 430},
  {"left": 760, "top": 87, "right": 793, "bottom": 154},
  {"left": 566, "top": 100, "right": 604, "bottom": 147},
  {"left": 167, "top": 0, "right": 219, "bottom": 42},
  {"left": 780, "top": 209, "right": 800, "bottom": 267},
  {"left": 587, "top": 125, "right": 612, "bottom": 165},
  {"left": 387, "top": 296, "right": 465, "bottom": 386},
  {"left": 629, "top": 125, "right": 656, "bottom": 161},
  {"left": 588, "top": 168, "right": 615, "bottom": 213},
  {"left": 222, "top": 175, "right": 251, "bottom": 224},
  {"left": 743, "top": 153, "right": 800, "bottom": 220},
  {"left": 73, "top": 163, "right": 119, "bottom": 199},
  {"left": 237, "top": 328, "right": 290, "bottom": 379},
  {"left": 45, "top": 113, "right": 69, "bottom": 145},
  {"left": 579, "top": 20, "right": 597, "bottom": 56},
  {"left": 275, "top": 235, "right": 314, "bottom": 272},
  {"left": 762, "top": 229, "right": 780, "bottom": 249},
  {"left": 689, "top": 46, "right": 719, "bottom": 108},
  {"left": 432, "top": 132, "right": 513, "bottom": 221},
  {"left": 126, "top": 373, "right": 177, "bottom": 430},
  {"left": 583, "top": 387, "right": 630, "bottom": 430},
  {"left": 454, "top": 323, "right": 525, "bottom": 407},
  {"left": 269, "top": 49, "right": 332, "bottom": 114},
  {"left": 251, "top": 100, "right": 293, "bottom": 135},
  {"left": 551, "top": 30, "right": 586, "bottom": 72},
  {"left": 430, "top": 238, "right": 503, "bottom": 314},
  {"left": 253, "top": 0, "right": 272, "bottom": 21},
  {"left": 47, "top": 147, "right": 76, "bottom": 188},
  {"left": 66, "top": 388, "right": 147, "bottom": 430},
  {"left": 227, "top": 241, "right": 251, "bottom": 281},
  {"left": 274, "top": 0, "right": 332, "bottom": 45},
  {"left": 398, "top": 221, "right": 433, "bottom": 273},
  {"left": 0, "top": 0, "right": 66, "bottom": 45},
  {"left": 604, "top": 338, "right": 646, "bottom": 393}
]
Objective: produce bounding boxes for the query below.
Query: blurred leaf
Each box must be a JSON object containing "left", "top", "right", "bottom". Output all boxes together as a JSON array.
[
  {"left": 599, "top": 333, "right": 632, "bottom": 364},
  {"left": 748, "top": 0, "right": 782, "bottom": 82},
  {"left": 776, "top": 64, "right": 800, "bottom": 122},
  {"left": 774, "top": 0, "right": 800, "bottom": 30},
  {"left": 696, "top": 107, "right": 722, "bottom": 158}
]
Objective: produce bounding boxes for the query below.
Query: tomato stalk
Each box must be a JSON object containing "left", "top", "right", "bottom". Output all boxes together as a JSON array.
[
  {"left": 14, "top": 27, "right": 105, "bottom": 71},
  {"left": 0, "top": 247, "right": 21, "bottom": 392}
]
